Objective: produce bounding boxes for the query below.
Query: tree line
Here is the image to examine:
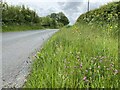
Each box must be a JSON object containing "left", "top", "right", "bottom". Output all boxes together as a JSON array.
[{"left": 2, "top": 2, "right": 69, "bottom": 28}]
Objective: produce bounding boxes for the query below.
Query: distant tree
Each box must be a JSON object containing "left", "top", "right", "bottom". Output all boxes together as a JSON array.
[
  {"left": 41, "top": 16, "right": 51, "bottom": 27},
  {"left": 57, "top": 12, "right": 69, "bottom": 25},
  {"left": 49, "top": 12, "right": 69, "bottom": 27}
]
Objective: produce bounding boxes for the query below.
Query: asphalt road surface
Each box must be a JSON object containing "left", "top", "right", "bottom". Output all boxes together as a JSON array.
[{"left": 2, "top": 29, "right": 58, "bottom": 88}]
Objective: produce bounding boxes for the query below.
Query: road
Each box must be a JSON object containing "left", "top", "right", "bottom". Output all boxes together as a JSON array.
[{"left": 2, "top": 29, "right": 58, "bottom": 88}]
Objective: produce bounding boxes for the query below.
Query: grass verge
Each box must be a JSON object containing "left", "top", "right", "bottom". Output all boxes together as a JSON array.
[
  {"left": 2, "top": 24, "right": 44, "bottom": 32},
  {"left": 23, "top": 23, "right": 118, "bottom": 88}
]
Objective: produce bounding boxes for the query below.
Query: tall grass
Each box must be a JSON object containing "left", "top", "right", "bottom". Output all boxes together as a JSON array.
[
  {"left": 2, "top": 24, "right": 43, "bottom": 32},
  {"left": 24, "top": 23, "right": 118, "bottom": 88}
]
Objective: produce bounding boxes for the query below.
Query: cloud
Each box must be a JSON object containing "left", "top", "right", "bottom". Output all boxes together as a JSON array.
[
  {"left": 59, "top": 2, "right": 83, "bottom": 12},
  {"left": 57, "top": 2, "right": 84, "bottom": 24}
]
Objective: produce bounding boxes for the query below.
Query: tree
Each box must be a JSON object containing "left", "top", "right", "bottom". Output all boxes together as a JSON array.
[
  {"left": 49, "top": 12, "right": 69, "bottom": 27},
  {"left": 2, "top": 2, "right": 69, "bottom": 29},
  {"left": 57, "top": 12, "right": 69, "bottom": 25}
]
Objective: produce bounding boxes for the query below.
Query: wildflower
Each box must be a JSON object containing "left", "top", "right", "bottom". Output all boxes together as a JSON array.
[
  {"left": 99, "top": 59, "right": 102, "bottom": 63},
  {"left": 114, "top": 69, "right": 118, "bottom": 75},
  {"left": 85, "top": 70, "right": 88, "bottom": 72},
  {"left": 89, "top": 67, "right": 92, "bottom": 70},
  {"left": 98, "top": 66, "right": 100, "bottom": 69},
  {"left": 91, "top": 60, "right": 93, "bottom": 63},
  {"left": 110, "top": 64, "right": 114, "bottom": 67},
  {"left": 83, "top": 76, "right": 87, "bottom": 81},
  {"left": 80, "top": 63, "right": 82, "bottom": 68}
]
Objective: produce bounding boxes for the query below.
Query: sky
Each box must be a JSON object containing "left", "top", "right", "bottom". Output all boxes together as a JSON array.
[{"left": 4, "top": 0, "right": 118, "bottom": 25}]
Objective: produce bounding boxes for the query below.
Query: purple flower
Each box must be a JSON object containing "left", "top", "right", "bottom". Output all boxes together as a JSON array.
[
  {"left": 110, "top": 64, "right": 114, "bottom": 67},
  {"left": 83, "top": 76, "right": 87, "bottom": 81},
  {"left": 80, "top": 63, "right": 82, "bottom": 68}
]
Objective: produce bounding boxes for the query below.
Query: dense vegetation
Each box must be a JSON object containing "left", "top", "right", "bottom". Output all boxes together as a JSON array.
[
  {"left": 24, "top": 1, "right": 119, "bottom": 88},
  {"left": 2, "top": 2, "right": 69, "bottom": 32},
  {"left": 76, "top": 1, "right": 119, "bottom": 37},
  {"left": 77, "top": 2, "right": 119, "bottom": 24}
]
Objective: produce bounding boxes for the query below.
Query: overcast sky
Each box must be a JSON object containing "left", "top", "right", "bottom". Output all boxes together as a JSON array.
[{"left": 4, "top": 0, "right": 117, "bottom": 24}]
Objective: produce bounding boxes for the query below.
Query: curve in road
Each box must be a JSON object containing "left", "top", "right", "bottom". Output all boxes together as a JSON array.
[{"left": 2, "top": 29, "right": 58, "bottom": 88}]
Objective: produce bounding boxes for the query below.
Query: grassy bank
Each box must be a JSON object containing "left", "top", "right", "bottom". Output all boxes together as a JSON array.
[
  {"left": 24, "top": 23, "right": 118, "bottom": 88},
  {"left": 23, "top": 1, "right": 119, "bottom": 88},
  {"left": 2, "top": 24, "right": 44, "bottom": 32}
]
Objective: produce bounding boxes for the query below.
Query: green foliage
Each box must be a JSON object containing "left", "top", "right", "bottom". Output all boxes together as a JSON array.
[
  {"left": 41, "top": 12, "right": 69, "bottom": 28},
  {"left": 1, "top": 2, "right": 69, "bottom": 32},
  {"left": 76, "top": 1, "right": 119, "bottom": 37},
  {"left": 49, "top": 12, "right": 69, "bottom": 26},
  {"left": 41, "top": 16, "right": 57, "bottom": 28},
  {"left": 77, "top": 2, "right": 119, "bottom": 24},
  {"left": 2, "top": 3, "right": 40, "bottom": 25}
]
